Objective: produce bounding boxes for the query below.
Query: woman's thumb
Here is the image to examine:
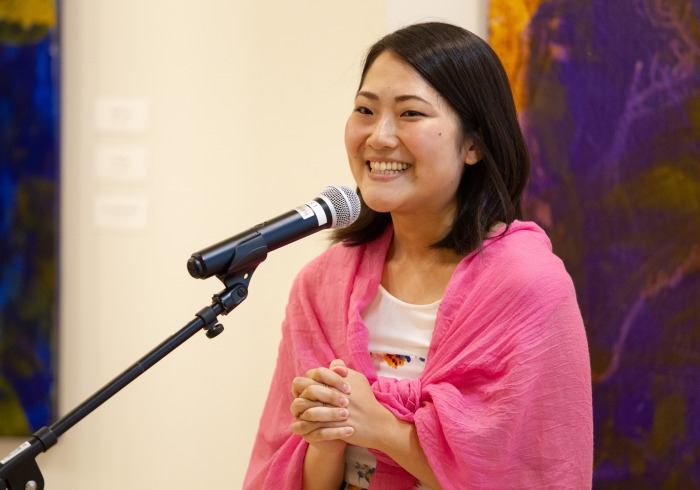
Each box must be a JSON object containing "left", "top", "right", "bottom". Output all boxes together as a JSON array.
[{"left": 329, "top": 358, "right": 348, "bottom": 376}]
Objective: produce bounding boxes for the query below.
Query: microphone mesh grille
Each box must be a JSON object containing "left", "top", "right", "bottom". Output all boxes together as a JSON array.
[{"left": 321, "top": 185, "right": 361, "bottom": 229}]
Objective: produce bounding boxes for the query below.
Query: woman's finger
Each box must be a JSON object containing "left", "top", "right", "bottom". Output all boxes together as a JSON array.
[
  {"left": 290, "top": 418, "right": 342, "bottom": 435},
  {"left": 298, "top": 383, "right": 349, "bottom": 408},
  {"left": 298, "top": 405, "right": 349, "bottom": 423},
  {"left": 301, "top": 426, "right": 355, "bottom": 444},
  {"left": 291, "top": 376, "right": 315, "bottom": 398},
  {"left": 290, "top": 397, "right": 340, "bottom": 419},
  {"left": 290, "top": 397, "right": 313, "bottom": 418},
  {"left": 305, "top": 366, "right": 351, "bottom": 395},
  {"left": 290, "top": 418, "right": 354, "bottom": 440},
  {"left": 329, "top": 359, "right": 349, "bottom": 378}
]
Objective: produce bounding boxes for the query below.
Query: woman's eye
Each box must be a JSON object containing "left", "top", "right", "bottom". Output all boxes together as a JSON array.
[
  {"left": 354, "top": 106, "right": 373, "bottom": 115},
  {"left": 401, "top": 110, "right": 424, "bottom": 117}
]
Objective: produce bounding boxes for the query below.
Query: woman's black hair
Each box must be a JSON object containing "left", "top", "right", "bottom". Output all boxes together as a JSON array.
[{"left": 332, "top": 22, "right": 530, "bottom": 255}]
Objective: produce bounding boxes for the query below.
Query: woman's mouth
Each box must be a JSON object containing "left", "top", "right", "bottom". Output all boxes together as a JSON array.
[{"left": 367, "top": 161, "right": 411, "bottom": 175}]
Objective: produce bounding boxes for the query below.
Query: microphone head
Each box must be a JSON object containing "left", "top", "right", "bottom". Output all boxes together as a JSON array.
[{"left": 321, "top": 185, "right": 361, "bottom": 229}]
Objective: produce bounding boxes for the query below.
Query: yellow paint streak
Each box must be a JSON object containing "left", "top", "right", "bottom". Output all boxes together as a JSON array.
[
  {"left": 0, "top": 0, "right": 56, "bottom": 29},
  {"left": 488, "top": 0, "right": 543, "bottom": 112},
  {"left": 0, "top": 378, "right": 30, "bottom": 435},
  {"left": 650, "top": 392, "right": 686, "bottom": 454},
  {"left": 635, "top": 165, "right": 700, "bottom": 212}
]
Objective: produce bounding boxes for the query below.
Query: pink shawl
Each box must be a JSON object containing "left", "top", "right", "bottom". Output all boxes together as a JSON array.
[{"left": 243, "top": 221, "right": 593, "bottom": 489}]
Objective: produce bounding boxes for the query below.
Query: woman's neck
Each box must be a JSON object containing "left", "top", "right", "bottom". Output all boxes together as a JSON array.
[
  {"left": 381, "top": 215, "right": 465, "bottom": 305},
  {"left": 388, "top": 210, "right": 455, "bottom": 257}
]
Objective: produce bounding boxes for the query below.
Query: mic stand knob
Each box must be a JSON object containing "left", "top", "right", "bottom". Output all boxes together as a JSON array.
[{"left": 205, "top": 323, "right": 224, "bottom": 339}]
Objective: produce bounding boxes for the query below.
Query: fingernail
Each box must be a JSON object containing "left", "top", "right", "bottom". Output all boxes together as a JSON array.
[
  {"left": 339, "top": 409, "right": 348, "bottom": 418},
  {"left": 342, "top": 383, "right": 351, "bottom": 393},
  {"left": 339, "top": 397, "right": 348, "bottom": 407},
  {"left": 344, "top": 427, "right": 354, "bottom": 435}
]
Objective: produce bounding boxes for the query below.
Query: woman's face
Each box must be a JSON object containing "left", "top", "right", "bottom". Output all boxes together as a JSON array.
[{"left": 345, "top": 50, "right": 479, "bottom": 223}]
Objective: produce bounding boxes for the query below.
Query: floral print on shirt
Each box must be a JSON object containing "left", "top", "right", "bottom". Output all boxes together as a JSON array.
[{"left": 371, "top": 351, "right": 426, "bottom": 369}]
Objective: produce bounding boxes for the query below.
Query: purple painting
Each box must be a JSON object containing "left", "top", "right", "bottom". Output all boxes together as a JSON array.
[
  {"left": 0, "top": 2, "right": 59, "bottom": 435},
  {"left": 490, "top": 0, "right": 700, "bottom": 487}
]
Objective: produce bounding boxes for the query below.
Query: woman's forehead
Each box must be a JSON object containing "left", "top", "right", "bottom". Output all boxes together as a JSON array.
[{"left": 359, "top": 52, "right": 436, "bottom": 97}]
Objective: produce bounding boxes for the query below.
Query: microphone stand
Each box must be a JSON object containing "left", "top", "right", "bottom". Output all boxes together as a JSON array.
[{"left": 0, "top": 264, "right": 257, "bottom": 490}]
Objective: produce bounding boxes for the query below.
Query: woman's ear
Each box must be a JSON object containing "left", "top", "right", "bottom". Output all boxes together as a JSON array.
[{"left": 462, "top": 138, "right": 483, "bottom": 165}]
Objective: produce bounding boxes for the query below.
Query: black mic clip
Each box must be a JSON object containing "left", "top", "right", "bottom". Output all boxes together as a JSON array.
[
  {"left": 202, "top": 231, "right": 269, "bottom": 334},
  {"left": 210, "top": 230, "right": 271, "bottom": 337},
  {"left": 188, "top": 228, "right": 269, "bottom": 289},
  {"left": 217, "top": 230, "right": 268, "bottom": 289}
]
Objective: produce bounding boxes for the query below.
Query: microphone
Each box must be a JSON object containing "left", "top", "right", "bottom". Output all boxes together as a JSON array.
[{"left": 187, "top": 185, "right": 361, "bottom": 280}]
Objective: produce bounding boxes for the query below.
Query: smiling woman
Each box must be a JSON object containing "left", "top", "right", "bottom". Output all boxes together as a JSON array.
[
  {"left": 244, "top": 22, "right": 593, "bottom": 490},
  {"left": 344, "top": 51, "right": 477, "bottom": 226},
  {"left": 335, "top": 23, "right": 530, "bottom": 257}
]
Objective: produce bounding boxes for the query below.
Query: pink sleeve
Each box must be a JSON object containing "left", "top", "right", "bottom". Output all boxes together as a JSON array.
[
  {"left": 242, "top": 319, "right": 307, "bottom": 489},
  {"left": 243, "top": 244, "right": 362, "bottom": 489}
]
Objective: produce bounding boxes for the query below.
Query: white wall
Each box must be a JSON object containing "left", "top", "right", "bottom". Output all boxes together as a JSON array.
[{"left": 1, "top": 1, "right": 487, "bottom": 488}]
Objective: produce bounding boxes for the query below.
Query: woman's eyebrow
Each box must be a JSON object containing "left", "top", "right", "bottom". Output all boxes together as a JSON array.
[
  {"left": 356, "top": 91, "right": 431, "bottom": 105},
  {"left": 356, "top": 90, "right": 379, "bottom": 100}
]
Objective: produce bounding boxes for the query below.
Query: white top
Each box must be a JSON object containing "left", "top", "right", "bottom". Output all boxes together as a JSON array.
[{"left": 343, "top": 285, "right": 439, "bottom": 489}]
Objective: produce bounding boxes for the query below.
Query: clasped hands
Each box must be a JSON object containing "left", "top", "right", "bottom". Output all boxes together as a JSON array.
[{"left": 290, "top": 359, "right": 389, "bottom": 450}]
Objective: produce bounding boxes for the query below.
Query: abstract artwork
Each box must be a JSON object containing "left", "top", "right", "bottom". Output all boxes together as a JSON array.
[
  {"left": 490, "top": 0, "right": 700, "bottom": 487},
  {"left": 0, "top": 0, "right": 59, "bottom": 436}
]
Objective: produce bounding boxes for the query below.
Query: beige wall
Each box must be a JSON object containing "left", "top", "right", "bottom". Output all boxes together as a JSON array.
[{"left": 1, "top": 1, "right": 487, "bottom": 488}]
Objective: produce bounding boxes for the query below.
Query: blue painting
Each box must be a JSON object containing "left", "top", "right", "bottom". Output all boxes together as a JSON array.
[
  {"left": 0, "top": 1, "right": 59, "bottom": 436},
  {"left": 490, "top": 0, "right": 700, "bottom": 486}
]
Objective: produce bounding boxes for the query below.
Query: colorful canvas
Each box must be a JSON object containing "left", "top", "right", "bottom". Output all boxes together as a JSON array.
[
  {"left": 490, "top": 0, "right": 700, "bottom": 486},
  {"left": 0, "top": 0, "right": 59, "bottom": 436}
]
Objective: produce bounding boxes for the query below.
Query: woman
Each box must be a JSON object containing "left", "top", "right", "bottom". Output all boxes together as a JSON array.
[{"left": 244, "top": 22, "right": 592, "bottom": 489}]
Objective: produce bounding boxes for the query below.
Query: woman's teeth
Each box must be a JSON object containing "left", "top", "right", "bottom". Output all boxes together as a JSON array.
[{"left": 368, "top": 161, "right": 410, "bottom": 175}]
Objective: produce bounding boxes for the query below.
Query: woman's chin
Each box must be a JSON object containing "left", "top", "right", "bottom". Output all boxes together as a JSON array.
[
  {"left": 363, "top": 200, "right": 396, "bottom": 214},
  {"left": 358, "top": 185, "right": 404, "bottom": 213}
]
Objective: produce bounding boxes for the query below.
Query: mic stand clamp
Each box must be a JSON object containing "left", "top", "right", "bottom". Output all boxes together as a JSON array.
[{"left": 0, "top": 266, "right": 256, "bottom": 490}]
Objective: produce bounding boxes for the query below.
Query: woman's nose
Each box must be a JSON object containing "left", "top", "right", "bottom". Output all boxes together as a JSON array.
[{"left": 367, "top": 116, "right": 398, "bottom": 149}]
